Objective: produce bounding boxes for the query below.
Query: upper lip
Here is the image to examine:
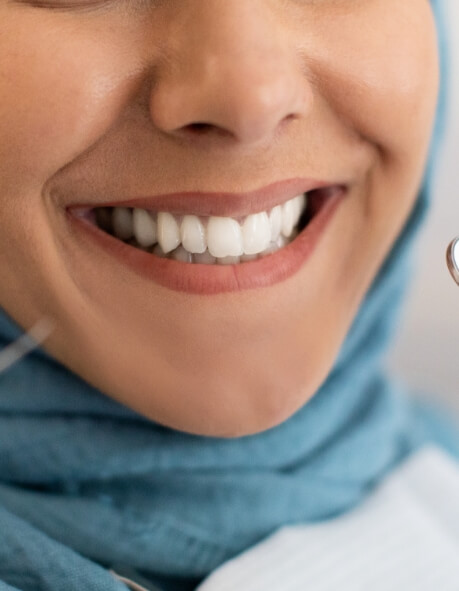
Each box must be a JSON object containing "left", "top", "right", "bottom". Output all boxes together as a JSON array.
[{"left": 68, "top": 177, "right": 346, "bottom": 219}]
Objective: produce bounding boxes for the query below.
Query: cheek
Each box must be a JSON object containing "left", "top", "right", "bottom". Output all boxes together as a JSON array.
[
  {"left": 0, "top": 11, "right": 139, "bottom": 188},
  {"left": 307, "top": 1, "right": 439, "bottom": 162},
  {"left": 0, "top": 11, "right": 146, "bottom": 313}
]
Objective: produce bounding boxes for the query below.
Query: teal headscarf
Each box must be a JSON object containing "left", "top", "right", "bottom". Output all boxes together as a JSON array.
[{"left": 0, "top": 3, "right": 458, "bottom": 590}]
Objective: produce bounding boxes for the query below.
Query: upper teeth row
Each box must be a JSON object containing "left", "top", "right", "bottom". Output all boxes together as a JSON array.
[{"left": 103, "top": 193, "right": 307, "bottom": 258}]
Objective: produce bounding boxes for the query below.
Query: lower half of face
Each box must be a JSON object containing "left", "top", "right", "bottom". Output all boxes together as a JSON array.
[{"left": 0, "top": 0, "right": 439, "bottom": 436}]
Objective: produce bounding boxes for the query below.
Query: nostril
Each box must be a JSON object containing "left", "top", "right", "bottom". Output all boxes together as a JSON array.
[
  {"left": 184, "top": 109, "right": 299, "bottom": 143},
  {"left": 183, "top": 122, "right": 234, "bottom": 140},
  {"left": 189, "top": 122, "right": 212, "bottom": 132},
  {"left": 187, "top": 122, "right": 214, "bottom": 134}
]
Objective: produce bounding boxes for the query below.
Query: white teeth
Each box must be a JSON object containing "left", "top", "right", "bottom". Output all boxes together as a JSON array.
[
  {"left": 180, "top": 215, "right": 207, "bottom": 254},
  {"left": 157, "top": 212, "right": 181, "bottom": 253},
  {"left": 207, "top": 217, "right": 244, "bottom": 258},
  {"left": 112, "top": 207, "right": 134, "bottom": 240},
  {"left": 276, "top": 234, "right": 288, "bottom": 248},
  {"left": 133, "top": 208, "right": 157, "bottom": 247},
  {"left": 291, "top": 194, "right": 307, "bottom": 225},
  {"left": 241, "top": 212, "right": 271, "bottom": 255},
  {"left": 269, "top": 205, "right": 282, "bottom": 242},
  {"left": 99, "top": 192, "right": 309, "bottom": 263},
  {"left": 257, "top": 235, "right": 288, "bottom": 258},
  {"left": 281, "top": 199, "right": 296, "bottom": 237}
]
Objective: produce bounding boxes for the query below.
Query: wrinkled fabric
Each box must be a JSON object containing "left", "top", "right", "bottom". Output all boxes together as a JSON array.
[{"left": 0, "top": 2, "right": 458, "bottom": 591}]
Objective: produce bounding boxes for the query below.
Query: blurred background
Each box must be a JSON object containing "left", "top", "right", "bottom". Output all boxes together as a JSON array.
[{"left": 386, "top": 0, "right": 459, "bottom": 414}]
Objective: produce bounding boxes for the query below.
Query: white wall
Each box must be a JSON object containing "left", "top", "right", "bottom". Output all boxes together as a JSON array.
[{"left": 386, "top": 0, "right": 459, "bottom": 414}]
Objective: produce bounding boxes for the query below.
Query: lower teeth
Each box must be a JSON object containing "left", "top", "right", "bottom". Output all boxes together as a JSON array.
[{"left": 127, "top": 232, "right": 295, "bottom": 264}]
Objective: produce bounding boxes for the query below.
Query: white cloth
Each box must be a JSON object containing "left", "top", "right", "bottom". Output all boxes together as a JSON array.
[{"left": 197, "top": 445, "right": 459, "bottom": 591}]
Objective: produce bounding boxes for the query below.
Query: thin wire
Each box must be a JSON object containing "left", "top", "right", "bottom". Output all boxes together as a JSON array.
[{"left": 0, "top": 317, "right": 54, "bottom": 374}]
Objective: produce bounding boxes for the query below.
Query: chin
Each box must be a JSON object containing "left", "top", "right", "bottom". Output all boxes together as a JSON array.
[{"left": 123, "top": 373, "right": 317, "bottom": 438}]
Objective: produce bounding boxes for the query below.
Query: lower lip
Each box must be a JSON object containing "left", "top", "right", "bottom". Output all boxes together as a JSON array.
[{"left": 67, "top": 188, "right": 346, "bottom": 295}]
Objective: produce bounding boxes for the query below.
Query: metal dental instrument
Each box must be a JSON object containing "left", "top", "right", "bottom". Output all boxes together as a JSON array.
[{"left": 447, "top": 237, "right": 459, "bottom": 285}]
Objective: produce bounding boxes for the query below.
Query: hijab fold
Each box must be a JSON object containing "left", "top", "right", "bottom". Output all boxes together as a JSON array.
[{"left": 0, "top": 3, "right": 458, "bottom": 590}]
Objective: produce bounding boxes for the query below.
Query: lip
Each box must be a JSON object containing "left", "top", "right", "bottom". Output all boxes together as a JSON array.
[
  {"left": 69, "top": 177, "right": 337, "bottom": 219},
  {"left": 66, "top": 183, "right": 347, "bottom": 295}
]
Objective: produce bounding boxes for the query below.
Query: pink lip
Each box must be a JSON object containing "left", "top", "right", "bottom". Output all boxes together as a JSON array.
[
  {"left": 67, "top": 183, "right": 347, "bottom": 295},
  {"left": 70, "top": 177, "right": 337, "bottom": 218}
]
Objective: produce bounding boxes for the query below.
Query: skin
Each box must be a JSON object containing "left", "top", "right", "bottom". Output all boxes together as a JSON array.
[{"left": 0, "top": 0, "right": 438, "bottom": 436}]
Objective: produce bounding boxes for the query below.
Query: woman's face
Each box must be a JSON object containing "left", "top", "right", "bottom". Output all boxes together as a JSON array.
[{"left": 0, "top": 0, "right": 438, "bottom": 436}]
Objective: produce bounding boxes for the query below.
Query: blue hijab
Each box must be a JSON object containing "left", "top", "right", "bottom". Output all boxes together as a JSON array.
[{"left": 1, "top": 3, "right": 458, "bottom": 590}]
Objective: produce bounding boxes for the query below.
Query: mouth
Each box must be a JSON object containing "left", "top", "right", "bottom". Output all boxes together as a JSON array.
[{"left": 66, "top": 179, "right": 347, "bottom": 294}]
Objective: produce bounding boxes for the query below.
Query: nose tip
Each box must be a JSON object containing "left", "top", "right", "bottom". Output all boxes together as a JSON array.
[
  {"left": 148, "top": 9, "right": 312, "bottom": 147},
  {"left": 151, "top": 68, "right": 310, "bottom": 145}
]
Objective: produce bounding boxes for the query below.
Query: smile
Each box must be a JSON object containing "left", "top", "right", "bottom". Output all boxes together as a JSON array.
[
  {"left": 66, "top": 179, "right": 347, "bottom": 294},
  {"left": 90, "top": 192, "right": 307, "bottom": 264}
]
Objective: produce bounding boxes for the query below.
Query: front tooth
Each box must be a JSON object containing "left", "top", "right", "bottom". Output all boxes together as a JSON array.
[
  {"left": 242, "top": 212, "right": 271, "bottom": 255},
  {"left": 281, "top": 199, "right": 295, "bottom": 237},
  {"left": 268, "top": 205, "right": 282, "bottom": 242},
  {"left": 133, "top": 209, "right": 157, "bottom": 247},
  {"left": 180, "top": 215, "right": 207, "bottom": 254},
  {"left": 207, "top": 217, "right": 243, "bottom": 258},
  {"left": 157, "top": 212, "right": 181, "bottom": 253},
  {"left": 112, "top": 207, "right": 134, "bottom": 240}
]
